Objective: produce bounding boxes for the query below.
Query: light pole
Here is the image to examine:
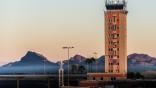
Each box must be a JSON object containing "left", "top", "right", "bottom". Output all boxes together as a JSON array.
[
  {"left": 62, "top": 46, "right": 74, "bottom": 87},
  {"left": 59, "top": 61, "right": 64, "bottom": 88},
  {"left": 93, "top": 52, "right": 98, "bottom": 73},
  {"left": 43, "top": 59, "right": 46, "bottom": 75}
]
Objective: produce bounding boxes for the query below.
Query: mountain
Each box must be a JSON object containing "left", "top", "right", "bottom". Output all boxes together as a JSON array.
[
  {"left": 63, "top": 54, "right": 86, "bottom": 65},
  {"left": 128, "top": 53, "right": 156, "bottom": 72},
  {"left": 0, "top": 51, "right": 156, "bottom": 74},
  {"left": 0, "top": 51, "right": 59, "bottom": 74}
]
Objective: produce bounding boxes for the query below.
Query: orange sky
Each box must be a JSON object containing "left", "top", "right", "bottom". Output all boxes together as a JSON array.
[{"left": 0, "top": 0, "right": 156, "bottom": 65}]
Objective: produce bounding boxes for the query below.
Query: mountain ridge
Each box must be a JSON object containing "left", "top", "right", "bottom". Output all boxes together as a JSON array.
[{"left": 0, "top": 51, "right": 156, "bottom": 74}]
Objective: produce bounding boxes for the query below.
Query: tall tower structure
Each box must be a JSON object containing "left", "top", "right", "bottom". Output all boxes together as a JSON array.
[
  {"left": 59, "top": 61, "right": 64, "bottom": 87},
  {"left": 86, "top": 0, "right": 128, "bottom": 81},
  {"left": 105, "top": 0, "right": 128, "bottom": 76}
]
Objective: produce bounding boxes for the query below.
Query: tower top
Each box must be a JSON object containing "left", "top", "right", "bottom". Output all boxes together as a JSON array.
[{"left": 105, "top": 0, "right": 127, "bottom": 10}]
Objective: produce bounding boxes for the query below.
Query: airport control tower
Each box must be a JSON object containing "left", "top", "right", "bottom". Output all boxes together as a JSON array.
[
  {"left": 87, "top": 0, "right": 128, "bottom": 81},
  {"left": 105, "top": 0, "right": 128, "bottom": 77}
]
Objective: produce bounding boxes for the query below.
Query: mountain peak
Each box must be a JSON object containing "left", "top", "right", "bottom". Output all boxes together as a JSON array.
[
  {"left": 72, "top": 54, "right": 86, "bottom": 59},
  {"left": 63, "top": 54, "right": 86, "bottom": 64},
  {"left": 26, "top": 51, "right": 37, "bottom": 56},
  {"left": 128, "top": 53, "right": 154, "bottom": 60},
  {"left": 21, "top": 51, "right": 48, "bottom": 62}
]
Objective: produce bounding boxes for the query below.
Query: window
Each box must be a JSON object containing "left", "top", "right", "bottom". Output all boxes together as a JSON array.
[
  {"left": 112, "top": 16, "right": 116, "bottom": 22},
  {"left": 111, "top": 55, "right": 113, "bottom": 58},
  {"left": 117, "top": 48, "right": 119, "bottom": 51},
  {"left": 93, "top": 77, "right": 95, "bottom": 80},
  {"left": 101, "top": 77, "right": 104, "bottom": 80},
  {"left": 114, "top": 25, "right": 116, "bottom": 30},
  {"left": 109, "top": 63, "right": 113, "bottom": 65},
  {"left": 109, "top": 70, "right": 113, "bottom": 73},
  {"left": 117, "top": 41, "right": 119, "bottom": 44},
  {"left": 117, "top": 56, "right": 119, "bottom": 58},
  {"left": 111, "top": 77, "right": 116, "bottom": 80},
  {"left": 117, "top": 63, "right": 119, "bottom": 65},
  {"left": 117, "top": 34, "right": 119, "bottom": 37},
  {"left": 117, "top": 19, "right": 119, "bottom": 22},
  {"left": 109, "top": 48, "right": 113, "bottom": 51},
  {"left": 111, "top": 25, "right": 116, "bottom": 30},
  {"left": 117, "top": 26, "right": 119, "bottom": 29},
  {"left": 111, "top": 77, "right": 113, "bottom": 80}
]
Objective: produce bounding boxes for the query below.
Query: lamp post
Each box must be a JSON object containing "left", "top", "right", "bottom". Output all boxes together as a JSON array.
[
  {"left": 93, "top": 52, "right": 98, "bottom": 73},
  {"left": 62, "top": 46, "right": 74, "bottom": 87},
  {"left": 43, "top": 59, "right": 46, "bottom": 75},
  {"left": 59, "top": 61, "right": 64, "bottom": 88}
]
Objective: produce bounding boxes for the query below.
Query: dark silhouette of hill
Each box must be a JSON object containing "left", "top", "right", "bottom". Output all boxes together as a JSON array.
[
  {"left": 0, "top": 51, "right": 59, "bottom": 74},
  {"left": 0, "top": 51, "right": 156, "bottom": 74},
  {"left": 128, "top": 53, "right": 156, "bottom": 72}
]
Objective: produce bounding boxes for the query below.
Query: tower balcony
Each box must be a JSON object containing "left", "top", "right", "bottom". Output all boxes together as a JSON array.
[{"left": 105, "top": 0, "right": 126, "bottom": 10}]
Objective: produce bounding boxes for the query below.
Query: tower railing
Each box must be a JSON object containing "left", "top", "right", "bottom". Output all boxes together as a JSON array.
[{"left": 105, "top": 0, "right": 126, "bottom": 5}]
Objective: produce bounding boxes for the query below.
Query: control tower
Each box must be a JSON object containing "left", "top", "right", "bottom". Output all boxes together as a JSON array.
[
  {"left": 105, "top": 0, "right": 128, "bottom": 78},
  {"left": 87, "top": 0, "right": 128, "bottom": 81}
]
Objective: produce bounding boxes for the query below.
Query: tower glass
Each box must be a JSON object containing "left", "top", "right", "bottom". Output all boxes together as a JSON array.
[{"left": 105, "top": 0, "right": 128, "bottom": 75}]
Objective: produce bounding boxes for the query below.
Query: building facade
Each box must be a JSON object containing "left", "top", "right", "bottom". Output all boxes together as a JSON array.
[{"left": 105, "top": 0, "right": 128, "bottom": 77}]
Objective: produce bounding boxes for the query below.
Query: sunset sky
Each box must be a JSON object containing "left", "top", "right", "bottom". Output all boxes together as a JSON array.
[{"left": 0, "top": 0, "right": 156, "bottom": 65}]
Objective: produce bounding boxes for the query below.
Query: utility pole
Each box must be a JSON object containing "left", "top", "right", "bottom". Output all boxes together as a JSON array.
[{"left": 62, "top": 46, "right": 74, "bottom": 87}]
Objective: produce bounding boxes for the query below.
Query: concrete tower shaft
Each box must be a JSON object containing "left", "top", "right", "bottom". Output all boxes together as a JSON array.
[{"left": 105, "top": 0, "right": 128, "bottom": 75}]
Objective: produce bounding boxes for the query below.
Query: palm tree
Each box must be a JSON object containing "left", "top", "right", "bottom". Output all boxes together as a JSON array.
[
  {"left": 90, "top": 57, "right": 96, "bottom": 72},
  {"left": 85, "top": 58, "right": 92, "bottom": 73},
  {"left": 85, "top": 57, "right": 96, "bottom": 73}
]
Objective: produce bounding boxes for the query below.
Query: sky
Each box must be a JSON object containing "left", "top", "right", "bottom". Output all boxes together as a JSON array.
[{"left": 0, "top": 0, "right": 156, "bottom": 65}]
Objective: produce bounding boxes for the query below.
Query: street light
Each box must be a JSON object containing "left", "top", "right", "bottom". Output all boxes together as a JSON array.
[
  {"left": 93, "top": 52, "right": 98, "bottom": 73},
  {"left": 43, "top": 59, "right": 46, "bottom": 75},
  {"left": 62, "top": 46, "right": 74, "bottom": 87},
  {"left": 59, "top": 60, "right": 64, "bottom": 87}
]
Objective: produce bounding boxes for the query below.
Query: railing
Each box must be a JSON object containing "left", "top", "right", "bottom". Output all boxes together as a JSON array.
[{"left": 105, "top": 0, "right": 126, "bottom": 5}]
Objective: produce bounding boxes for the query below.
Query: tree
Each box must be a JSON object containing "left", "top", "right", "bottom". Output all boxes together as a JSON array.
[
  {"left": 78, "top": 65, "right": 86, "bottom": 74},
  {"left": 127, "top": 72, "right": 144, "bottom": 79},
  {"left": 136, "top": 72, "right": 144, "bottom": 79},
  {"left": 85, "top": 57, "right": 96, "bottom": 73},
  {"left": 85, "top": 58, "right": 91, "bottom": 73},
  {"left": 71, "top": 64, "right": 79, "bottom": 74},
  {"left": 71, "top": 64, "right": 86, "bottom": 74},
  {"left": 90, "top": 57, "right": 96, "bottom": 72},
  {"left": 127, "top": 72, "right": 135, "bottom": 79}
]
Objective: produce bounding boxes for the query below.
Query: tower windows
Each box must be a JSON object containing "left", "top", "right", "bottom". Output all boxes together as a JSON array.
[
  {"left": 117, "top": 26, "right": 119, "bottom": 29},
  {"left": 117, "top": 41, "right": 119, "bottom": 44},
  {"left": 101, "top": 77, "right": 104, "bottom": 80},
  {"left": 117, "top": 34, "right": 119, "bottom": 37},
  {"left": 109, "top": 70, "right": 113, "bottom": 73},
  {"left": 93, "top": 77, "right": 95, "bottom": 80},
  {"left": 111, "top": 25, "right": 116, "bottom": 30},
  {"left": 117, "top": 56, "right": 119, "bottom": 58},
  {"left": 117, "top": 19, "right": 119, "bottom": 22},
  {"left": 117, "top": 48, "right": 119, "bottom": 51},
  {"left": 112, "top": 16, "right": 116, "bottom": 22}
]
